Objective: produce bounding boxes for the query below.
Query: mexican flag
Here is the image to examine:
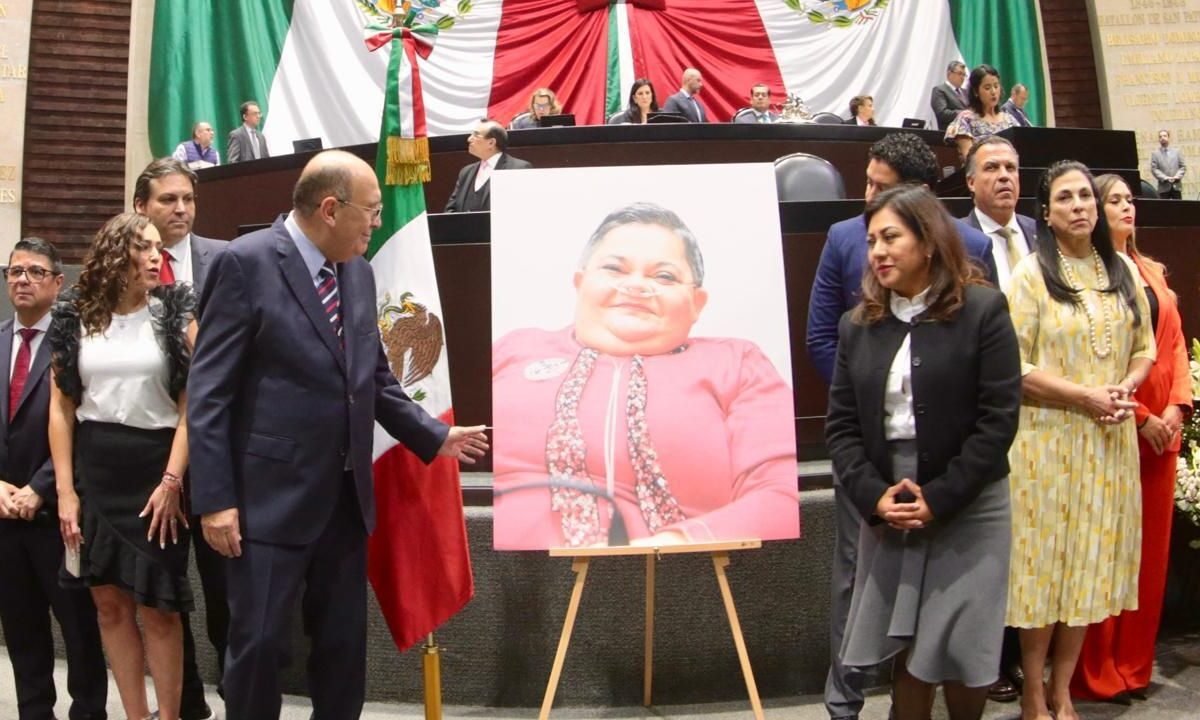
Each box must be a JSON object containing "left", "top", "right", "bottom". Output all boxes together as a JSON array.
[
  {"left": 362, "top": 14, "right": 473, "bottom": 652},
  {"left": 145, "top": 1, "right": 1049, "bottom": 161}
]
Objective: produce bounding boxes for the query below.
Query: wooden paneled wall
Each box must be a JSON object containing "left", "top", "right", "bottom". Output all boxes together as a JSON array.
[
  {"left": 1039, "top": 0, "right": 1104, "bottom": 129},
  {"left": 20, "top": 0, "right": 130, "bottom": 264}
]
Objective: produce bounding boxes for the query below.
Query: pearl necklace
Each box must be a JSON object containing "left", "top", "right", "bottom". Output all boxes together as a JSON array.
[{"left": 1057, "top": 245, "right": 1113, "bottom": 358}]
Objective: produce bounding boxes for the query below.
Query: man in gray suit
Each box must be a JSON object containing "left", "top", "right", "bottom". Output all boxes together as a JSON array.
[
  {"left": 133, "top": 157, "right": 227, "bottom": 720},
  {"left": 1000, "top": 84, "right": 1032, "bottom": 127},
  {"left": 930, "top": 60, "right": 969, "bottom": 130},
  {"left": 734, "top": 83, "right": 779, "bottom": 124},
  {"left": 1151, "top": 129, "right": 1186, "bottom": 199},
  {"left": 662, "top": 68, "right": 708, "bottom": 122},
  {"left": 226, "top": 100, "right": 270, "bottom": 164}
]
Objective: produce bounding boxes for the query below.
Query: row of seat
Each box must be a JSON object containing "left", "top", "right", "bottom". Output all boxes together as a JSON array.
[{"left": 507, "top": 109, "right": 849, "bottom": 128}]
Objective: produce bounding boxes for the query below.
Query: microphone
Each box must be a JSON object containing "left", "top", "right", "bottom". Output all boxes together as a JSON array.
[{"left": 493, "top": 479, "right": 630, "bottom": 546}]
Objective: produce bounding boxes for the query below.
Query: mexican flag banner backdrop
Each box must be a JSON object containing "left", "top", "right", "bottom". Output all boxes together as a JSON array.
[{"left": 147, "top": 1, "right": 1048, "bottom": 161}]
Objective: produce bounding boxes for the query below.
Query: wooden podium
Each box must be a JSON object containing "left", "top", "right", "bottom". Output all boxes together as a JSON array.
[{"left": 540, "top": 539, "right": 765, "bottom": 720}]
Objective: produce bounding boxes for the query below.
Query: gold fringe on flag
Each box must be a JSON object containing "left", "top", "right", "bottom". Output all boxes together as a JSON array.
[{"left": 386, "top": 135, "right": 432, "bottom": 186}]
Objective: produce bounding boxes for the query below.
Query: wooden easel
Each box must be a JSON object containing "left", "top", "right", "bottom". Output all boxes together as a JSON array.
[{"left": 538, "top": 539, "right": 765, "bottom": 720}]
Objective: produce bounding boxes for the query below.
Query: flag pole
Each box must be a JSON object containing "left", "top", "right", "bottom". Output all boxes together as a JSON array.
[{"left": 424, "top": 632, "right": 443, "bottom": 720}]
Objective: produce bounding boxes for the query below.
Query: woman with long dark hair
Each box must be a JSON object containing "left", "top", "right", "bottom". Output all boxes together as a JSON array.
[
  {"left": 1005, "top": 161, "right": 1154, "bottom": 720},
  {"left": 49, "top": 212, "right": 197, "bottom": 720},
  {"left": 611, "top": 78, "right": 659, "bottom": 124},
  {"left": 826, "top": 185, "right": 1021, "bottom": 720},
  {"left": 945, "top": 64, "right": 1019, "bottom": 162},
  {"left": 1070, "top": 174, "right": 1192, "bottom": 704}
]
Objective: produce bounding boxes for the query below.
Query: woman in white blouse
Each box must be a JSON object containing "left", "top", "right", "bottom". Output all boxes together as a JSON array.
[
  {"left": 48, "top": 213, "right": 197, "bottom": 720},
  {"left": 825, "top": 186, "right": 1022, "bottom": 720}
]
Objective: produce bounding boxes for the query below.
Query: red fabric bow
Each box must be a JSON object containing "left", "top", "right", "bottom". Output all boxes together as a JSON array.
[{"left": 576, "top": 0, "right": 666, "bottom": 11}]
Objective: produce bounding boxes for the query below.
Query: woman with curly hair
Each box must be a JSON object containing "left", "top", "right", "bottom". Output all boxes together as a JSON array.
[{"left": 48, "top": 212, "right": 197, "bottom": 720}]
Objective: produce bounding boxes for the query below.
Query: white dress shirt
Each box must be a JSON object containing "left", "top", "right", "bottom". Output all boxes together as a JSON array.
[
  {"left": 974, "top": 208, "right": 1030, "bottom": 292},
  {"left": 9, "top": 313, "right": 51, "bottom": 381},
  {"left": 883, "top": 287, "right": 932, "bottom": 441},
  {"left": 165, "top": 233, "right": 194, "bottom": 285}
]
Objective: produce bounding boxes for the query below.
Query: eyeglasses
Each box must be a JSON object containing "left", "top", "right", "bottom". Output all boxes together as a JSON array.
[
  {"left": 338, "top": 199, "right": 384, "bottom": 221},
  {"left": 606, "top": 274, "right": 698, "bottom": 298},
  {"left": 534, "top": 102, "right": 552, "bottom": 111},
  {"left": 4, "top": 266, "right": 59, "bottom": 283}
]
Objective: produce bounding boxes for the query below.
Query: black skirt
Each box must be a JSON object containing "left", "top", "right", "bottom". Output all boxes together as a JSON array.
[{"left": 66, "top": 421, "right": 194, "bottom": 613}]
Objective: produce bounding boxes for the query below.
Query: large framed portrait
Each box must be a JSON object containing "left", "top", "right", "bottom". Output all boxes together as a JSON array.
[{"left": 490, "top": 163, "right": 799, "bottom": 550}]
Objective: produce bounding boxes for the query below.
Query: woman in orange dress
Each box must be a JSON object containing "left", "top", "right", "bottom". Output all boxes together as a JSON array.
[{"left": 1071, "top": 174, "right": 1193, "bottom": 703}]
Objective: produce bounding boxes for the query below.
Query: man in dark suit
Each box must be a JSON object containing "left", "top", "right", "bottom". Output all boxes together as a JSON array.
[
  {"left": 930, "top": 61, "right": 969, "bottom": 130},
  {"left": 961, "top": 135, "right": 1036, "bottom": 705},
  {"left": 444, "top": 120, "right": 532, "bottom": 213},
  {"left": 1000, "top": 83, "right": 1032, "bottom": 128},
  {"left": 733, "top": 83, "right": 779, "bottom": 124},
  {"left": 806, "top": 132, "right": 996, "bottom": 720},
  {"left": 133, "top": 156, "right": 226, "bottom": 720},
  {"left": 662, "top": 68, "right": 708, "bottom": 122},
  {"left": 226, "top": 100, "right": 270, "bottom": 164},
  {"left": 0, "top": 237, "right": 108, "bottom": 720},
  {"left": 188, "top": 150, "right": 488, "bottom": 719},
  {"left": 963, "top": 136, "right": 1037, "bottom": 294}
]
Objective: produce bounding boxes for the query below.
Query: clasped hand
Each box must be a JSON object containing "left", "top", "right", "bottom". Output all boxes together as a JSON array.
[
  {"left": 1140, "top": 404, "right": 1183, "bottom": 456},
  {"left": 1080, "top": 384, "right": 1137, "bottom": 425},
  {"left": 874, "top": 478, "right": 933, "bottom": 530},
  {"left": 0, "top": 480, "right": 43, "bottom": 521}
]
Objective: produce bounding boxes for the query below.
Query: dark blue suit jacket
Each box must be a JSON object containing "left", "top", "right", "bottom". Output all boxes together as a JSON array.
[
  {"left": 806, "top": 214, "right": 999, "bottom": 385},
  {"left": 0, "top": 319, "right": 55, "bottom": 512},
  {"left": 662, "top": 91, "right": 707, "bottom": 122},
  {"left": 187, "top": 217, "right": 449, "bottom": 546}
]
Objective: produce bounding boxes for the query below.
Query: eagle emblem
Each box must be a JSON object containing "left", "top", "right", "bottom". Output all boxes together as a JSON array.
[
  {"left": 787, "top": 0, "right": 889, "bottom": 27},
  {"left": 378, "top": 292, "right": 444, "bottom": 391}
]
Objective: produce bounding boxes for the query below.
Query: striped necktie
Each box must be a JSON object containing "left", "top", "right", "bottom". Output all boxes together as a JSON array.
[{"left": 316, "top": 262, "right": 343, "bottom": 348}]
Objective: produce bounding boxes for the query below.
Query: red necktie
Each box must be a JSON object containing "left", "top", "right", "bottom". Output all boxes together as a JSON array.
[
  {"left": 160, "top": 249, "right": 176, "bottom": 286},
  {"left": 9, "top": 328, "right": 38, "bottom": 420}
]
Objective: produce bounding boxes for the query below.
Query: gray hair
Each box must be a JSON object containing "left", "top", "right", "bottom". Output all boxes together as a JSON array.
[
  {"left": 10, "top": 236, "right": 62, "bottom": 274},
  {"left": 947, "top": 60, "right": 966, "bottom": 74},
  {"left": 579, "top": 202, "right": 705, "bottom": 286},
  {"left": 964, "top": 135, "right": 1019, "bottom": 178}
]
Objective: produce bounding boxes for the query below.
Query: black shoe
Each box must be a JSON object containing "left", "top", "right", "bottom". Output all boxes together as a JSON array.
[
  {"left": 988, "top": 678, "right": 1020, "bottom": 703},
  {"left": 1103, "top": 691, "right": 1133, "bottom": 706},
  {"left": 1005, "top": 664, "right": 1025, "bottom": 692},
  {"left": 180, "top": 705, "right": 217, "bottom": 720},
  {"left": 1129, "top": 687, "right": 1149, "bottom": 701}
]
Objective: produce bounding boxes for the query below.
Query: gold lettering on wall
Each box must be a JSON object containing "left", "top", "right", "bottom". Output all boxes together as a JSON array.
[
  {"left": 1092, "top": 0, "right": 1200, "bottom": 198},
  {"left": 0, "top": 5, "right": 7, "bottom": 18},
  {"left": 0, "top": 86, "right": 5, "bottom": 103},
  {"left": 0, "top": 45, "right": 8, "bottom": 59},
  {"left": 0, "top": 189, "right": 17, "bottom": 204},
  {"left": 0, "top": 165, "right": 19, "bottom": 182}
]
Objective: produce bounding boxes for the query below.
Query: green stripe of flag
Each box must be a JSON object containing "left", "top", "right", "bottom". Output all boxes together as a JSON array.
[
  {"left": 149, "top": 1, "right": 295, "bottom": 159},
  {"left": 605, "top": 4, "right": 622, "bottom": 118}
]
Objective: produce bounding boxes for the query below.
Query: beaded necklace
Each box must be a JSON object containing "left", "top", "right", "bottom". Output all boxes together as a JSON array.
[{"left": 1057, "top": 245, "right": 1114, "bottom": 358}]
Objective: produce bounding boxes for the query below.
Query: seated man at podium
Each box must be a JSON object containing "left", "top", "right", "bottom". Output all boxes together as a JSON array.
[
  {"left": 734, "top": 84, "right": 779, "bottom": 124},
  {"left": 171, "top": 121, "right": 220, "bottom": 169},
  {"left": 493, "top": 202, "right": 800, "bottom": 550}
]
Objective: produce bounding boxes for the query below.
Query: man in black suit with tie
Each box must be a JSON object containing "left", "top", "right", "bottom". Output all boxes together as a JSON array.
[
  {"left": 1000, "top": 84, "right": 1032, "bottom": 128},
  {"left": 962, "top": 136, "right": 1037, "bottom": 294},
  {"left": 0, "top": 237, "right": 108, "bottom": 720},
  {"left": 226, "top": 101, "right": 270, "bottom": 164},
  {"left": 930, "top": 61, "right": 969, "bottom": 130},
  {"left": 960, "top": 134, "right": 1037, "bottom": 706},
  {"left": 188, "top": 150, "right": 489, "bottom": 719},
  {"left": 133, "top": 157, "right": 226, "bottom": 720},
  {"left": 662, "top": 68, "right": 708, "bottom": 122},
  {"left": 444, "top": 120, "right": 532, "bottom": 213}
]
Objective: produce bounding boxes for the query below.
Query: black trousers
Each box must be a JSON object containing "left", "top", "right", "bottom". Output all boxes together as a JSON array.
[
  {"left": 1159, "top": 188, "right": 1182, "bottom": 199},
  {"left": 180, "top": 511, "right": 229, "bottom": 717},
  {"left": 0, "top": 517, "right": 107, "bottom": 720},
  {"left": 222, "top": 481, "right": 368, "bottom": 720}
]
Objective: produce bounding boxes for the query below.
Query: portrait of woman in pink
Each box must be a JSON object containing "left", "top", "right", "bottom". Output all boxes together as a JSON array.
[{"left": 492, "top": 202, "right": 800, "bottom": 550}]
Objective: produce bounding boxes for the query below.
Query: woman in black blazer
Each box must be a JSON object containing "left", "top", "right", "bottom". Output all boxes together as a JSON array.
[{"left": 825, "top": 185, "right": 1022, "bottom": 720}]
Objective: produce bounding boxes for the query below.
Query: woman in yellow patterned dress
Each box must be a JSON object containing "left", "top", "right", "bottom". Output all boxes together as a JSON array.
[{"left": 1005, "top": 160, "right": 1154, "bottom": 720}]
